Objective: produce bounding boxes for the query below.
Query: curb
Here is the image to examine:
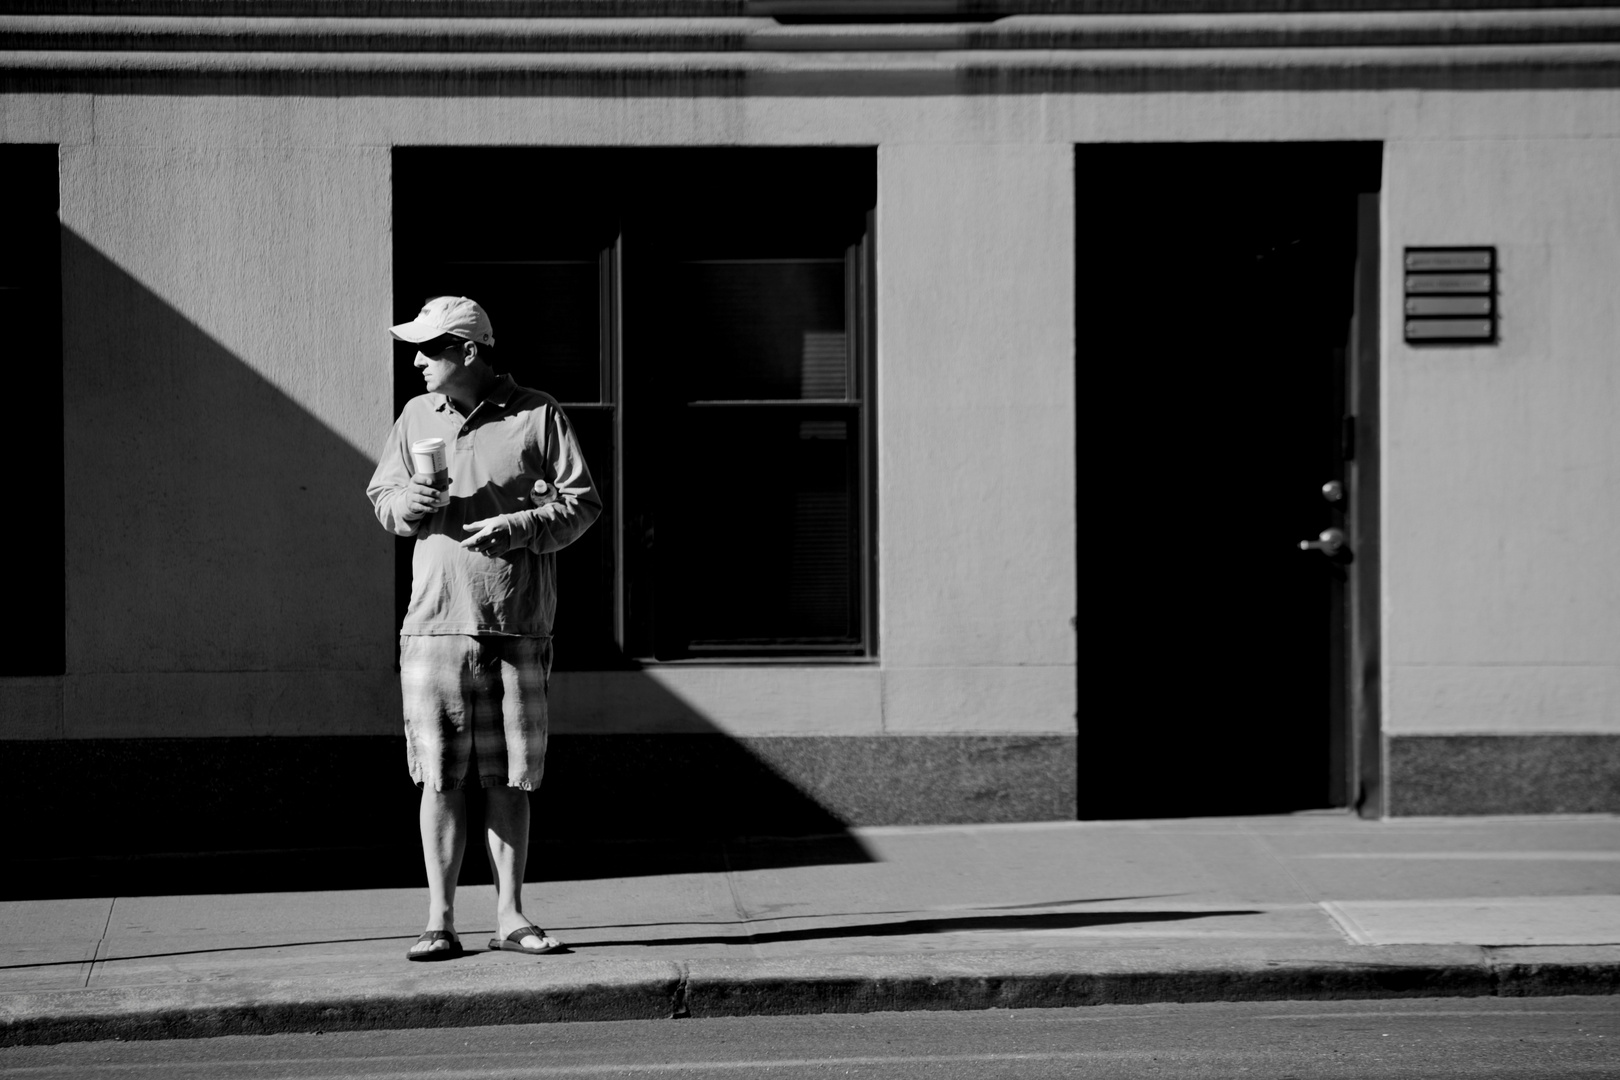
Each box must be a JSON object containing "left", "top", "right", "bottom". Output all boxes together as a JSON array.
[{"left": 3, "top": 949, "right": 1616, "bottom": 1047}]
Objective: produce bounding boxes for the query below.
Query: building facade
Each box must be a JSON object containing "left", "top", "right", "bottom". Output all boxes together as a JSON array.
[{"left": 3, "top": 1, "right": 1618, "bottom": 867}]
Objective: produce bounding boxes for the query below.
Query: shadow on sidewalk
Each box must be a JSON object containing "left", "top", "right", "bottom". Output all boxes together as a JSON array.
[
  {"left": 579, "top": 908, "right": 1265, "bottom": 948},
  {"left": 6, "top": 830, "right": 878, "bottom": 902},
  {"left": 0, "top": 899, "right": 1240, "bottom": 972}
]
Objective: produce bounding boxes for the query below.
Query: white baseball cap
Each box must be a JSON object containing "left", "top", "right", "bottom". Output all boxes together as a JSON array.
[{"left": 389, "top": 295, "right": 495, "bottom": 347}]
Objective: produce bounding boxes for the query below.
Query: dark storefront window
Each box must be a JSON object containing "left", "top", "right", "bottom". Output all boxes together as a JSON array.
[
  {"left": 393, "top": 149, "right": 876, "bottom": 666},
  {"left": 1, "top": 145, "right": 64, "bottom": 676}
]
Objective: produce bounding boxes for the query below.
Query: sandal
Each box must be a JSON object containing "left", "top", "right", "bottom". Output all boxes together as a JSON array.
[
  {"left": 405, "top": 929, "right": 464, "bottom": 962},
  {"left": 488, "top": 925, "right": 565, "bottom": 955}
]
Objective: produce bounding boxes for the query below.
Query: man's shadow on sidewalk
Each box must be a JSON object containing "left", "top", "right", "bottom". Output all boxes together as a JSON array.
[
  {"left": 0, "top": 897, "right": 1256, "bottom": 972},
  {"left": 577, "top": 907, "right": 1265, "bottom": 948}
]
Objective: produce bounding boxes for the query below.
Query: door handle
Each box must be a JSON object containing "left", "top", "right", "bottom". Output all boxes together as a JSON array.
[{"left": 1299, "top": 527, "right": 1348, "bottom": 557}]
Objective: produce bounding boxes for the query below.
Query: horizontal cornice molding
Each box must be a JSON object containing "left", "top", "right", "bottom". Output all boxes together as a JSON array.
[
  {"left": 7, "top": 0, "right": 1620, "bottom": 15},
  {"left": 5, "top": 11, "right": 1620, "bottom": 52},
  {"left": 5, "top": 6, "right": 1620, "bottom": 92},
  {"left": 3, "top": 42, "right": 1619, "bottom": 93}
]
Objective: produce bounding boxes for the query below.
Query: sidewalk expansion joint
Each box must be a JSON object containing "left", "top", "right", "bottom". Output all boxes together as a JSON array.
[{"left": 83, "top": 898, "right": 116, "bottom": 989}]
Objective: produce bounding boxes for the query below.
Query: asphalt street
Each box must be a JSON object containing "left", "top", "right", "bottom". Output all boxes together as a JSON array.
[{"left": 1, "top": 997, "right": 1616, "bottom": 1079}]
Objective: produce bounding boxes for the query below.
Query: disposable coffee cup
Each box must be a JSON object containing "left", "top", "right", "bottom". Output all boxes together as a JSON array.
[{"left": 410, "top": 438, "right": 450, "bottom": 492}]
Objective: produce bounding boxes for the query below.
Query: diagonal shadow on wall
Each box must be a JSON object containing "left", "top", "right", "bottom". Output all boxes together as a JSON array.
[{"left": 1, "top": 228, "right": 871, "bottom": 900}]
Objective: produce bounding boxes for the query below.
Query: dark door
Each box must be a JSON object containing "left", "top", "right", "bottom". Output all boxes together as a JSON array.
[{"left": 1076, "top": 143, "right": 1381, "bottom": 819}]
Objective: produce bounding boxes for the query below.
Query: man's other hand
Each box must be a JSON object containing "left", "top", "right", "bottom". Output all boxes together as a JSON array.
[
  {"left": 402, "top": 473, "right": 451, "bottom": 521},
  {"left": 462, "top": 517, "right": 516, "bottom": 556}
]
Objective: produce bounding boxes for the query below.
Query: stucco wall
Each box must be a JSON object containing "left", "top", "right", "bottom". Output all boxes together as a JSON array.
[
  {"left": 55, "top": 139, "right": 398, "bottom": 738},
  {"left": 0, "top": 93, "right": 1084, "bottom": 742},
  {"left": 1, "top": 86, "right": 1618, "bottom": 747},
  {"left": 1382, "top": 135, "right": 1620, "bottom": 737},
  {"left": 877, "top": 141, "right": 1077, "bottom": 733}
]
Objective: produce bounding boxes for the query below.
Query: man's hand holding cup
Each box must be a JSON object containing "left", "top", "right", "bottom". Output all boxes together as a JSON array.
[
  {"left": 403, "top": 472, "right": 451, "bottom": 521},
  {"left": 404, "top": 437, "right": 451, "bottom": 522}
]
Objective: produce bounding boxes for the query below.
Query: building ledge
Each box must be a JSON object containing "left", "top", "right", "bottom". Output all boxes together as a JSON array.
[
  {"left": 2, "top": 42, "right": 1618, "bottom": 93},
  {"left": 8, "top": 0, "right": 1620, "bottom": 14},
  {"left": 4, "top": 11, "right": 1620, "bottom": 53}
]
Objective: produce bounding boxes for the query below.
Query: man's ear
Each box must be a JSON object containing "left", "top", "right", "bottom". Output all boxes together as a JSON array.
[{"left": 461, "top": 341, "right": 479, "bottom": 366}]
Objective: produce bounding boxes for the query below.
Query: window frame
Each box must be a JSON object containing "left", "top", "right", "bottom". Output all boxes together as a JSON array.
[
  {"left": 392, "top": 147, "right": 878, "bottom": 668},
  {"left": 625, "top": 241, "right": 874, "bottom": 661}
]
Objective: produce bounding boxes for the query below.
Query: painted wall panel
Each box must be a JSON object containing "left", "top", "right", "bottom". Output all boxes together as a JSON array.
[
  {"left": 0, "top": 680, "right": 64, "bottom": 740},
  {"left": 1388, "top": 665, "right": 1620, "bottom": 736},
  {"left": 56, "top": 144, "right": 396, "bottom": 697},
  {"left": 876, "top": 141, "right": 1077, "bottom": 677},
  {"left": 1383, "top": 137, "right": 1620, "bottom": 735},
  {"left": 61, "top": 671, "right": 399, "bottom": 738},
  {"left": 550, "top": 668, "right": 884, "bottom": 736},
  {"left": 881, "top": 666, "right": 1075, "bottom": 735},
  {"left": 0, "top": 91, "right": 1226, "bottom": 150},
  {"left": 26, "top": 89, "right": 1620, "bottom": 153},
  {"left": 0, "top": 92, "right": 92, "bottom": 145},
  {"left": 0, "top": 85, "right": 1616, "bottom": 744}
]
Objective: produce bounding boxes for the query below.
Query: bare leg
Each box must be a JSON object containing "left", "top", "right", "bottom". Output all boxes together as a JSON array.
[
  {"left": 483, "top": 786, "right": 556, "bottom": 950},
  {"left": 411, "top": 787, "right": 467, "bottom": 956}
]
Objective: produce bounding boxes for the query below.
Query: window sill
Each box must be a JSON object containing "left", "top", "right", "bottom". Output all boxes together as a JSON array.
[{"left": 561, "top": 656, "right": 878, "bottom": 671}]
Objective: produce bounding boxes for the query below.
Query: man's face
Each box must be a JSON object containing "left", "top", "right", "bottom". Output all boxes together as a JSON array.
[{"left": 414, "top": 336, "right": 466, "bottom": 394}]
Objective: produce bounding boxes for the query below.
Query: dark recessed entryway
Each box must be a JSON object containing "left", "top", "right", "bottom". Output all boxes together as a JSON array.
[{"left": 1075, "top": 143, "right": 1382, "bottom": 819}]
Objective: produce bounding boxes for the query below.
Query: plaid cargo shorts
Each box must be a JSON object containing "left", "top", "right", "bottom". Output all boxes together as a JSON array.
[{"left": 399, "top": 634, "right": 551, "bottom": 792}]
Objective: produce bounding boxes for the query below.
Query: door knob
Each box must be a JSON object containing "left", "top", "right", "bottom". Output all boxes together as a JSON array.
[
  {"left": 1321, "top": 480, "right": 1345, "bottom": 503},
  {"left": 1299, "top": 527, "right": 1347, "bottom": 556}
]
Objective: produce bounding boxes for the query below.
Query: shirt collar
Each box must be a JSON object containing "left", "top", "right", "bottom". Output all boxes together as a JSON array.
[
  {"left": 484, "top": 374, "right": 518, "bottom": 408},
  {"left": 433, "top": 374, "right": 517, "bottom": 415}
]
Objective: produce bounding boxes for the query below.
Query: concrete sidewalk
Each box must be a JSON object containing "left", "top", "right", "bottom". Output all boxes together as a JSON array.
[{"left": 3, "top": 813, "right": 1618, "bottom": 1045}]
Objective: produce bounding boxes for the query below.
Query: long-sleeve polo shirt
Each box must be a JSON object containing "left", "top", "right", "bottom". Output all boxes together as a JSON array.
[{"left": 366, "top": 375, "right": 602, "bottom": 638}]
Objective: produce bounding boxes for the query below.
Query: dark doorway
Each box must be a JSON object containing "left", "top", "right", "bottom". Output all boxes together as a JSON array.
[{"left": 1075, "top": 143, "right": 1381, "bottom": 819}]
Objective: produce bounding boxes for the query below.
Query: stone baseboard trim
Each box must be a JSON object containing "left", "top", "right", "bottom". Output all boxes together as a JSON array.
[{"left": 1387, "top": 734, "right": 1620, "bottom": 816}]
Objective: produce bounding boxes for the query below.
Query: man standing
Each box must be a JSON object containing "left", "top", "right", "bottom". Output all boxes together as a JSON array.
[{"left": 367, "top": 295, "right": 601, "bottom": 961}]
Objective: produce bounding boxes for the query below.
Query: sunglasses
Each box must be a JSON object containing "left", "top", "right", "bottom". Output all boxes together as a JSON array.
[{"left": 417, "top": 335, "right": 465, "bottom": 357}]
